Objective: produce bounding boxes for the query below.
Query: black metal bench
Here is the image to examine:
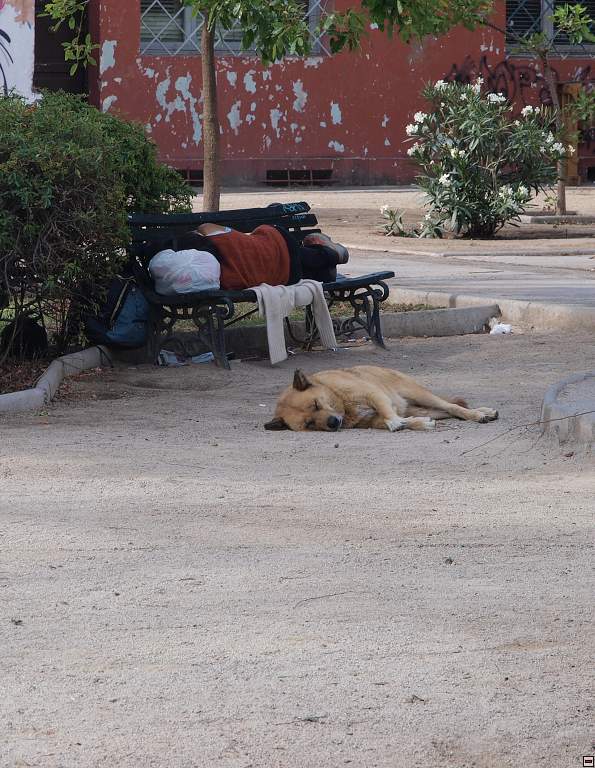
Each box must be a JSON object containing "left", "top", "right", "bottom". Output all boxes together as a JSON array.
[{"left": 128, "top": 202, "right": 395, "bottom": 368}]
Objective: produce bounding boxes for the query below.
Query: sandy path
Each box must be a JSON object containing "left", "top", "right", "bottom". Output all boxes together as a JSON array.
[{"left": 1, "top": 332, "right": 593, "bottom": 767}]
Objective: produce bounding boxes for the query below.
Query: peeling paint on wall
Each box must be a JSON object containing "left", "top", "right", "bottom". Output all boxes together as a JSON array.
[
  {"left": 102, "top": 95, "right": 118, "bottom": 112},
  {"left": 100, "top": 40, "right": 118, "bottom": 76},
  {"left": 175, "top": 74, "right": 202, "bottom": 145},
  {"left": 270, "top": 108, "right": 283, "bottom": 138},
  {"left": 330, "top": 101, "right": 342, "bottom": 125},
  {"left": 226, "top": 71, "right": 237, "bottom": 86},
  {"left": 227, "top": 100, "right": 242, "bottom": 135},
  {"left": 243, "top": 71, "right": 256, "bottom": 93},
  {"left": 328, "top": 140, "right": 345, "bottom": 153},
  {"left": 382, "top": 114, "right": 389, "bottom": 127},
  {"left": 292, "top": 80, "right": 308, "bottom": 112}
]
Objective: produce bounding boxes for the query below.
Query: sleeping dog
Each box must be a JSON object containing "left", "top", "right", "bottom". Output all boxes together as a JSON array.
[{"left": 265, "top": 366, "right": 498, "bottom": 432}]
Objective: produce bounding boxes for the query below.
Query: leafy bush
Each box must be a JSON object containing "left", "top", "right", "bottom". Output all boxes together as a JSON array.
[
  {"left": 404, "top": 79, "right": 572, "bottom": 237},
  {"left": 0, "top": 91, "right": 192, "bottom": 358}
]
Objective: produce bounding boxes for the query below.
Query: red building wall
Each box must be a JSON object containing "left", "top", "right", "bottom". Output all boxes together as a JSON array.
[{"left": 88, "top": 1, "right": 594, "bottom": 185}]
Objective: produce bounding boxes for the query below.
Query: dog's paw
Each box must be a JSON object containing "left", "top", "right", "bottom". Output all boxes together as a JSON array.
[
  {"left": 421, "top": 418, "right": 436, "bottom": 430},
  {"left": 385, "top": 416, "right": 406, "bottom": 432},
  {"left": 477, "top": 407, "right": 499, "bottom": 423}
]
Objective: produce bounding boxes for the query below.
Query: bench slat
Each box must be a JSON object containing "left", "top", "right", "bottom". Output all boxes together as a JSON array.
[{"left": 128, "top": 201, "right": 310, "bottom": 228}]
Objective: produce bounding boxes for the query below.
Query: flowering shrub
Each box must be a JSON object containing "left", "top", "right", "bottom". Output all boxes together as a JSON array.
[{"left": 404, "top": 79, "right": 573, "bottom": 237}]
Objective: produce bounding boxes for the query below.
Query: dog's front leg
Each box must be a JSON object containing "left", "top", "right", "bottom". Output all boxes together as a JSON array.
[{"left": 365, "top": 392, "right": 407, "bottom": 431}]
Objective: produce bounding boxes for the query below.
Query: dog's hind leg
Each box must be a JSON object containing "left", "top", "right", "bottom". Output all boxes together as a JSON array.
[{"left": 407, "top": 387, "right": 498, "bottom": 423}]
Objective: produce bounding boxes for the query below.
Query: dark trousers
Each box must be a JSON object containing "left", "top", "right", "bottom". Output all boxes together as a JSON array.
[{"left": 297, "top": 244, "right": 338, "bottom": 283}]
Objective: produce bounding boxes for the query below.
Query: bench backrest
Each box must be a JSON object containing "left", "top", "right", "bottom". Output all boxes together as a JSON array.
[{"left": 128, "top": 201, "right": 319, "bottom": 259}]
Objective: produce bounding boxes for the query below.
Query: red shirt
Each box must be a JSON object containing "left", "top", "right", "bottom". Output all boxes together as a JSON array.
[{"left": 212, "top": 226, "right": 290, "bottom": 290}]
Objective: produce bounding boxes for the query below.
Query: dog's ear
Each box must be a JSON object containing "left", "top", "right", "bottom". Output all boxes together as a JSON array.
[
  {"left": 293, "top": 369, "right": 312, "bottom": 391},
  {"left": 264, "top": 416, "right": 289, "bottom": 431}
]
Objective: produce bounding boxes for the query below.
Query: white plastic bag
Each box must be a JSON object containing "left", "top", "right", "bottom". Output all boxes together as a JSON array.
[
  {"left": 489, "top": 317, "right": 513, "bottom": 335},
  {"left": 149, "top": 248, "right": 220, "bottom": 295}
]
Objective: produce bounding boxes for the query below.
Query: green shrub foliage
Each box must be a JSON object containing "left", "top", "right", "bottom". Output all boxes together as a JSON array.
[
  {"left": 405, "top": 80, "right": 571, "bottom": 237},
  {"left": 0, "top": 91, "right": 192, "bottom": 353}
]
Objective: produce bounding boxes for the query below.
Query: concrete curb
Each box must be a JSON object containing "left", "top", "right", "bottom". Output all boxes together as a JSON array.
[
  {"left": 380, "top": 305, "right": 499, "bottom": 338},
  {"left": 540, "top": 371, "right": 595, "bottom": 446},
  {"left": 388, "top": 287, "right": 595, "bottom": 332},
  {"left": 520, "top": 214, "right": 595, "bottom": 225},
  {"left": 0, "top": 346, "right": 113, "bottom": 414},
  {"left": 342, "top": 243, "right": 595, "bottom": 258}
]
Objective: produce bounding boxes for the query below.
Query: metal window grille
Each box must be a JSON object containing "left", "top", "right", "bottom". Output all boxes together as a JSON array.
[
  {"left": 140, "top": 0, "right": 331, "bottom": 56},
  {"left": 506, "top": 0, "right": 595, "bottom": 54}
]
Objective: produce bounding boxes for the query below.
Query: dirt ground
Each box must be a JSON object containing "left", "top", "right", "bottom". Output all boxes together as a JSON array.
[{"left": 1, "top": 331, "right": 594, "bottom": 767}]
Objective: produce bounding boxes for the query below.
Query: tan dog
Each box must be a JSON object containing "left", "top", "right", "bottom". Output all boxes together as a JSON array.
[{"left": 265, "top": 366, "right": 498, "bottom": 432}]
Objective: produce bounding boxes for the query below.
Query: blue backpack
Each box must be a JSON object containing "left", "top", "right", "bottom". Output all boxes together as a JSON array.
[{"left": 84, "top": 276, "right": 149, "bottom": 349}]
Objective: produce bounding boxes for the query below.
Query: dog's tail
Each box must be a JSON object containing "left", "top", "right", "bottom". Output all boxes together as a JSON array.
[{"left": 450, "top": 396, "right": 469, "bottom": 408}]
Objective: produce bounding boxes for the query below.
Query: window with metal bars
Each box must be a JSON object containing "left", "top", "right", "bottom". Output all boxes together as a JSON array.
[
  {"left": 506, "top": 0, "right": 595, "bottom": 53},
  {"left": 140, "top": 0, "right": 329, "bottom": 56}
]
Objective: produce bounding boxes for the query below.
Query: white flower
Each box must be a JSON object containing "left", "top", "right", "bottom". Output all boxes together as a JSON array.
[
  {"left": 439, "top": 173, "right": 452, "bottom": 186},
  {"left": 435, "top": 79, "right": 448, "bottom": 90},
  {"left": 499, "top": 185, "right": 513, "bottom": 198},
  {"left": 472, "top": 83, "right": 481, "bottom": 94},
  {"left": 521, "top": 105, "right": 540, "bottom": 117},
  {"left": 545, "top": 132, "right": 555, "bottom": 144},
  {"left": 513, "top": 119, "right": 521, "bottom": 126},
  {"left": 487, "top": 92, "right": 506, "bottom": 104},
  {"left": 476, "top": 77, "right": 484, "bottom": 86},
  {"left": 424, "top": 212, "right": 433, "bottom": 220},
  {"left": 568, "top": 145, "right": 576, "bottom": 155},
  {"left": 414, "top": 111, "right": 427, "bottom": 123},
  {"left": 405, "top": 123, "right": 418, "bottom": 136},
  {"left": 407, "top": 143, "right": 421, "bottom": 156},
  {"left": 551, "top": 142, "right": 565, "bottom": 153},
  {"left": 380, "top": 205, "right": 390, "bottom": 215},
  {"left": 460, "top": 92, "right": 468, "bottom": 101},
  {"left": 517, "top": 185, "right": 529, "bottom": 198}
]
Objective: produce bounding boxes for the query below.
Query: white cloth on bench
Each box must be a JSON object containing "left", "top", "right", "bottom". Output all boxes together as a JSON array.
[{"left": 252, "top": 280, "right": 337, "bottom": 365}]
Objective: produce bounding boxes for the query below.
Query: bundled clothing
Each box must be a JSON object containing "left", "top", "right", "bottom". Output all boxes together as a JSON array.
[{"left": 252, "top": 280, "right": 337, "bottom": 365}]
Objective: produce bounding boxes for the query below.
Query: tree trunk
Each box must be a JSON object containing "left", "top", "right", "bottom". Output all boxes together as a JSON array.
[
  {"left": 543, "top": 60, "right": 566, "bottom": 215},
  {"left": 201, "top": 23, "right": 220, "bottom": 212}
]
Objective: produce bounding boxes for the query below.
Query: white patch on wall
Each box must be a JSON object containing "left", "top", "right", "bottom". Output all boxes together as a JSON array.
[
  {"left": 292, "top": 80, "right": 308, "bottom": 112},
  {"left": 100, "top": 40, "right": 118, "bottom": 76},
  {"left": 295, "top": 136, "right": 302, "bottom": 143},
  {"left": 270, "top": 108, "right": 283, "bottom": 138},
  {"left": 243, "top": 71, "right": 256, "bottom": 93},
  {"left": 369, "top": 22, "right": 378, "bottom": 29},
  {"left": 264, "top": 136, "right": 272, "bottom": 149},
  {"left": 246, "top": 114, "right": 255, "bottom": 124},
  {"left": 250, "top": 102, "right": 256, "bottom": 111},
  {"left": 144, "top": 67, "right": 155, "bottom": 78},
  {"left": 226, "top": 71, "right": 237, "bottom": 86},
  {"left": 0, "top": 1, "right": 35, "bottom": 101},
  {"left": 382, "top": 114, "right": 389, "bottom": 127},
  {"left": 102, "top": 95, "right": 118, "bottom": 112},
  {"left": 290, "top": 123, "right": 298, "bottom": 133},
  {"left": 114, "top": 77, "right": 122, "bottom": 84},
  {"left": 262, "top": 70, "right": 272, "bottom": 81},
  {"left": 176, "top": 74, "right": 202, "bottom": 145},
  {"left": 227, "top": 101, "right": 243, "bottom": 135},
  {"left": 305, "top": 57, "right": 323, "bottom": 68},
  {"left": 145, "top": 123, "right": 152, "bottom": 133},
  {"left": 384, "top": 138, "right": 391, "bottom": 146},
  {"left": 320, "top": 121, "right": 327, "bottom": 128},
  {"left": 328, "top": 140, "right": 345, "bottom": 153},
  {"left": 155, "top": 114, "right": 162, "bottom": 123},
  {"left": 330, "top": 102, "right": 342, "bottom": 125}
]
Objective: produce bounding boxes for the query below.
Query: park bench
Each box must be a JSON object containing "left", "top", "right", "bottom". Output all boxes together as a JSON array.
[{"left": 128, "top": 202, "right": 395, "bottom": 369}]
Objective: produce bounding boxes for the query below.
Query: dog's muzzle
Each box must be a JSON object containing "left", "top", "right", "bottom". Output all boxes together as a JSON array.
[{"left": 327, "top": 415, "right": 342, "bottom": 431}]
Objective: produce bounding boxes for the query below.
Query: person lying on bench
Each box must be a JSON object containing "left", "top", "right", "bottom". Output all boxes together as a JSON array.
[{"left": 167, "top": 223, "right": 349, "bottom": 291}]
